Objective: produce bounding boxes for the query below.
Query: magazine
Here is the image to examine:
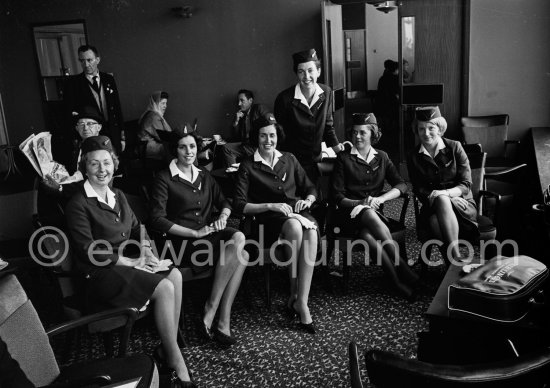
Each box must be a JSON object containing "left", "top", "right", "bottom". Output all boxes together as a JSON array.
[{"left": 19, "top": 131, "right": 83, "bottom": 184}]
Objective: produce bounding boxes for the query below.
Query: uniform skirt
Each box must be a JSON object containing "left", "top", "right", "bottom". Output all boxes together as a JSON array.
[
  {"left": 330, "top": 207, "right": 392, "bottom": 237},
  {"left": 86, "top": 265, "right": 170, "bottom": 312},
  {"left": 255, "top": 210, "right": 319, "bottom": 246},
  {"left": 165, "top": 227, "right": 239, "bottom": 274},
  {"left": 419, "top": 196, "right": 480, "bottom": 240}
]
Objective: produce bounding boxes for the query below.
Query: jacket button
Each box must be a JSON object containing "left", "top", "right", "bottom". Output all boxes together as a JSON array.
[
  {"left": 195, "top": 212, "right": 199, "bottom": 216},
  {"left": 274, "top": 176, "right": 278, "bottom": 180},
  {"left": 121, "top": 232, "right": 126, "bottom": 237},
  {"left": 193, "top": 190, "right": 197, "bottom": 193},
  {"left": 278, "top": 186, "right": 282, "bottom": 190},
  {"left": 115, "top": 218, "right": 119, "bottom": 222},
  {"left": 197, "top": 201, "right": 201, "bottom": 205}
]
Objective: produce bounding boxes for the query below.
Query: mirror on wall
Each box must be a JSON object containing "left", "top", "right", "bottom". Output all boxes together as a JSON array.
[
  {"left": 401, "top": 16, "right": 415, "bottom": 84},
  {"left": 32, "top": 21, "right": 87, "bottom": 101}
]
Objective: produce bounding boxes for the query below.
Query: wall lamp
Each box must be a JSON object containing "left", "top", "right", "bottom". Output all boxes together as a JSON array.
[{"left": 171, "top": 5, "right": 194, "bottom": 18}]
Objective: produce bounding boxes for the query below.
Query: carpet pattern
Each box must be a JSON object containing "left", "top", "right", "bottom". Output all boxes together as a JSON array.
[{"left": 49, "top": 194, "right": 455, "bottom": 387}]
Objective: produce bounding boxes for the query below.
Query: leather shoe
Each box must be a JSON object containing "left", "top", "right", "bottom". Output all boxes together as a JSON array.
[
  {"left": 170, "top": 370, "right": 196, "bottom": 388},
  {"left": 297, "top": 321, "right": 317, "bottom": 334},
  {"left": 212, "top": 327, "right": 237, "bottom": 346},
  {"left": 197, "top": 320, "right": 213, "bottom": 341}
]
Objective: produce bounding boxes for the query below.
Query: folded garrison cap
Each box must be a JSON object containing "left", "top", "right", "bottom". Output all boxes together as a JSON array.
[
  {"left": 252, "top": 113, "right": 277, "bottom": 133},
  {"left": 81, "top": 135, "right": 113, "bottom": 154},
  {"left": 415, "top": 106, "right": 442, "bottom": 121},
  {"left": 352, "top": 113, "right": 377, "bottom": 126},
  {"left": 292, "top": 48, "right": 319, "bottom": 67}
]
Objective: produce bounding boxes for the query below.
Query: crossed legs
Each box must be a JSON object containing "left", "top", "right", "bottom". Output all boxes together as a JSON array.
[
  {"left": 428, "top": 196, "right": 461, "bottom": 261},
  {"left": 358, "top": 209, "right": 418, "bottom": 298}
]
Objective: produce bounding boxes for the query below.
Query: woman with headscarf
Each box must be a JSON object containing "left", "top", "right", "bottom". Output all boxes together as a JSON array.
[{"left": 138, "top": 91, "right": 172, "bottom": 160}]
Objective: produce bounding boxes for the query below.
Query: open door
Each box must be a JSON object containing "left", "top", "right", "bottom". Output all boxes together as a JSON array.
[{"left": 321, "top": 0, "right": 346, "bottom": 141}]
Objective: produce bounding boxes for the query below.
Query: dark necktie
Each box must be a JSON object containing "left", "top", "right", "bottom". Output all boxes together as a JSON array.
[
  {"left": 91, "top": 76, "right": 103, "bottom": 114},
  {"left": 241, "top": 111, "right": 250, "bottom": 140}
]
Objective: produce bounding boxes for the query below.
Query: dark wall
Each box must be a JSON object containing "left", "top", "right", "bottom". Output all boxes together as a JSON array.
[
  {"left": 0, "top": 0, "right": 322, "bottom": 145},
  {"left": 400, "top": 0, "right": 465, "bottom": 139},
  {"left": 342, "top": 3, "right": 365, "bottom": 30}
]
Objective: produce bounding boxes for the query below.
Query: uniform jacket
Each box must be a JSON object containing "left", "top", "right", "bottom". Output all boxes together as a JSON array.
[
  {"left": 332, "top": 148, "right": 407, "bottom": 206},
  {"left": 65, "top": 187, "right": 144, "bottom": 276},
  {"left": 149, "top": 168, "right": 230, "bottom": 233},
  {"left": 63, "top": 72, "right": 125, "bottom": 152},
  {"left": 231, "top": 103, "right": 271, "bottom": 144},
  {"left": 407, "top": 137, "right": 474, "bottom": 206},
  {"left": 274, "top": 83, "right": 339, "bottom": 165},
  {"left": 233, "top": 152, "right": 317, "bottom": 215}
]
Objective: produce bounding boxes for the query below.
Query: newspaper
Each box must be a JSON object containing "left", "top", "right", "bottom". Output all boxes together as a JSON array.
[{"left": 19, "top": 131, "right": 83, "bottom": 184}]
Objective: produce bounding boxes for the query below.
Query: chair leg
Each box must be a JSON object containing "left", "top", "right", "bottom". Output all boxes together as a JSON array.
[{"left": 102, "top": 332, "right": 115, "bottom": 358}]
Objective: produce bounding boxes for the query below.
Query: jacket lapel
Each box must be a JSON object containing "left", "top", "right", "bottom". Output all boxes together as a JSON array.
[{"left": 291, "top": 98, "right": 313, "bottom": 117}]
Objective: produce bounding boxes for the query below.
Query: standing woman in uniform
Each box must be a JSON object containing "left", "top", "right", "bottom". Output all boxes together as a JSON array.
[
  {"left": 407, "top": 106, "right": 479, "bottom": 263},
  {"left": 331, "top": 113, "right": 419, "bottom": 301},
  {"left": 65, "top": 136, "right": 195, "bottom": 387},
  {"left": 149, "top": 130, "right": 248, "bottom": 346},
  {"left": 233, "top": 114, "right": 319, "bottom": 333}
]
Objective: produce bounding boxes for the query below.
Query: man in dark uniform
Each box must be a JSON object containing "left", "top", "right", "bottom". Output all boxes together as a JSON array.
[
  {"left": 275, "top": 48, "right": 344, "bottom": 183},
  {"left": 63, "top": 45, "right": 125, "bottom": 153},
  {"left": 221, "top": 89, "right": 271, "bottom": 168}
]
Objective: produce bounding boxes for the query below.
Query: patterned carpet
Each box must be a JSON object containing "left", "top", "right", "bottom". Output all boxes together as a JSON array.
[{"left": 48, "top": 195, "right": 451, "bottom": 388}]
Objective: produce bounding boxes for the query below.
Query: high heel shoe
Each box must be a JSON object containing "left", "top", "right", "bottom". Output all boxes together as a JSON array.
[
  {"left": 292, "top": 301, "right": 316, "bottom": 334},
  {"left": 169, "top": 369, "right": 197, "bottom": 388},
  {"left": 152, "top": 345, "right": 170, "bottom": 373},
  {"left": 212, "top": 327, "right": 237, "bottom": 346},
  {"left": 197, "top": 319, "right": 213, "bottom": 341}
]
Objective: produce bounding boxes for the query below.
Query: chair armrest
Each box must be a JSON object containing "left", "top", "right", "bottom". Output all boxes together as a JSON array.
[
  {"left": 46, "top": 374, "right": 112, "bottom": 387},
  {"left": 398, "top": 192, "right": 410, "bottom": 226},
  {"left": 46, "top": 307, "right": 138, "bottom": 357},
  {"left": 349, "top": 342, "right": 365, "bottom": 388},
  {"left": 366, "top": 348, "right": 550, "bottom": 386},
  {"left": 485, "top": 163, "right": 527, "bottom": 178}
]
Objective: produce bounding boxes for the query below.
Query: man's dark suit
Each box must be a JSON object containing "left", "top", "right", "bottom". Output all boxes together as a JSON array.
[{"left": 63, "top": 72, "right": 124, "bottom": 152}]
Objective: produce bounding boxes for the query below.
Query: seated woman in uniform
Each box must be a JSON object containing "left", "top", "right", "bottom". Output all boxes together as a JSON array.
[
  {"left": 407, "top": 106, "right": 479, "bottom": 263},
  {"left": 138, "top": 90, "right": 172, "bottom": 162},
  {"left": 149, "top": 130, "right": 248, "bottom": 346},
  {"left": 233, "top": 114, "right": 319, "bottom": 334},
  {"left": 65, "top": 136, "right": 195, "bottom": 387},
  {"left": 331, "top": 113, "right": 419, "bottom": 301}
]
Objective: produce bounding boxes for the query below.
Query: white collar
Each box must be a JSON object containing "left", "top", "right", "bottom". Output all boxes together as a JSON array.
[
  {"left": 294, "top": 83, "right": 324, "bottom": 108},
  {"left": 419, "top": 137, "right": 446, "bottom": 158},
  {"left": 169, "top": 159, "right": 201, "bottom": 183},
  {"left": 351, "top": 146, "right": 378, "bottom": 164},
  {"left": 84, "top": 180, "right": 116, "bottom": 209},
  {"left": 254, "top": 149, "right": 283, "bottom": 169}
]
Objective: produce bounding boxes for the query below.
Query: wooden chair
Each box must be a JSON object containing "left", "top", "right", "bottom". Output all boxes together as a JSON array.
[{"left": 0, "top": 274, "right": 159, "bottom": 387}]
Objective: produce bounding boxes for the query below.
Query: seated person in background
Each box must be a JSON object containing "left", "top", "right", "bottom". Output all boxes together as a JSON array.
[
  {"left": 149, "top": 130, "right": 248, "bottom": 346},
  {"left": 38, "top": 106, "right": 103, "bottom": 227},
  {"left": 138, "top": 90, "right": 172, "bottom": 161},
  {"left": 64, "top": 136, "right": 195, "bottom": 387},
  {"left": 233, "top": 114, "right": 319, "bottom": 334},
  {"left": 407, "top": 106, "right": 479, "bottom": 263},
  {"left": 331, "top": 113, "right": 419, "bottom": 301},
  {"left": 221, "top": 89, "right": 271, "bottom": 168}
]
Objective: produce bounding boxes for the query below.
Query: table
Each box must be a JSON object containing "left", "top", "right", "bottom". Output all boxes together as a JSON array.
[{"left": 531, "top": 127, "right": 550, "bottom": 196}]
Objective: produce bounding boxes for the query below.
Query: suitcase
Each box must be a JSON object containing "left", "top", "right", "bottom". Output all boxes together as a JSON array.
[{"left": 448, "top": 255, "right": 548, "bottom": 322}]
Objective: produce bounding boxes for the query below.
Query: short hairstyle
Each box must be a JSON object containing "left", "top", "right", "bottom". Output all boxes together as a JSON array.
[
  {"left": 78, "top": 150, "right": 119, "bottom": 175},
  {"left": 411, "top": 116, "right": 448, "bottom": 136},
  {"left": 168, "top": 131, "right": 200, "bottom": 157},
  {"left": 249, "top": 123, "right": 286, "bottom": 147},
  {"left": 238, "top": 89, "right": 254, "bottom": 100},
  {"left": 77, "top": 45, "right": 99, "bottom": 57},
  {"left": 160, "top": 91, "right": 169, "bottom": 100},
  {"left": 293, "top": 59, "right": 322, "bottom": 74},
  {"left": 351, "top": 123, "right": 382, "bottom": 145}
]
